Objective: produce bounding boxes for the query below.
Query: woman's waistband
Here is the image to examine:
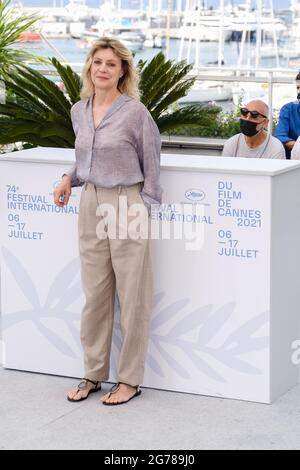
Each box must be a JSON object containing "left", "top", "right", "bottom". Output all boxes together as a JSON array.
[{"left": 85, "top": 181, "right": 143, "bottom": 193}]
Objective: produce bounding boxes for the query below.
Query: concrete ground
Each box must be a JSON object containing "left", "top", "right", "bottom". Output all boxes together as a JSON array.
[{"left": 1, "top": 367, "right": 300, "bottom": 450}]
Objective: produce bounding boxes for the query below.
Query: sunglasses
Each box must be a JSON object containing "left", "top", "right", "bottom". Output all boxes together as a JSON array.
[{"left": 240, "top": 108, "right": 267, "bottom": 119}]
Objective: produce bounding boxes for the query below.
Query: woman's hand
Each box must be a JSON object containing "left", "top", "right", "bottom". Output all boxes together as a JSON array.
[{"left": 54, "top": 175, "right": 72, "bottom": 207}]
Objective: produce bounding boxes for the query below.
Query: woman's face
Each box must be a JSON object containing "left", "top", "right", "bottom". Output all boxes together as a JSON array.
[{"left": 90, "top": 48, "right": 124, "bottom": 92}]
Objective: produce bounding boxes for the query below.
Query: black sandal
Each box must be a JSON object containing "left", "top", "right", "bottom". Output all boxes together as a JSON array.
[
  {"left": 67, "top": 378, "right": 101, "bottom": 403},
  {"left": 102, "top": 383, "right": 141, "bottom": 406}
]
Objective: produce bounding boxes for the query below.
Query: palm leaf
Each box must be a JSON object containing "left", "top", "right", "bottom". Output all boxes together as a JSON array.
[
  {"left": 14, "top": 66, "right": 72, "bottom": 118},
  {"left": 0, "top": 130, "right": 71, "bottom": 147},
  {"left": 0, "top": 0, "right": 48, "bottom": 75},
  {"left": 0, "top": 50, "right": 220, "bottom": 151},
  {"left": 139, "top": 52, "right": 194, "bottom": 110},
  {"left": 0, "top": 56, "right": 76, "bottom": 149},
  {"left": 140, "top": 57, "right": 175, "bottom": 105},
  {"left": 138, "top": 52, "right": 221, "bottom": 135},
  {"left": 2, "top": 78, "right": 50, "bottom": 113},
  {"left": 151, "top": 80, "right": 196, "bottom": 118},
  {"left": 145, "top": 65, "right": 193, "bottom": 108},
  {"left": 156, "top": 105, "right": 219, "bottom": 134},
  {"left": 0, "top": 104, "right": 43, "bottom": 122},
  {"left": 51, "top": 57, "right": 81, "bottom": 104},
  {"left": 0, "top": 117, "right": 74, "bottom": 145}
]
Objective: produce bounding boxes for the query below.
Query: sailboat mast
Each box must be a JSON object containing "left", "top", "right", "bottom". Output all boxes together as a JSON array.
[
  {"left": 238, "top": 0, "right": 251, "bottom": 69},
  {"left": 218, "top": 0, "right": 225, "bottom": 68},
  {"left": 255, "top": 0, "right": 262, "bottom": 68}
]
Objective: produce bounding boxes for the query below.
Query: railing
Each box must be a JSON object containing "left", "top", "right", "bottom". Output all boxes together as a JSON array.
[
  {"left": 190, "top": 66, "right": 298, "bottom": 133},
  {"left": 161, "top": 135, "right": 225, "bottom": 154},
  {"left": 30, "top": 62, "right": 300, "bottom": 139}
]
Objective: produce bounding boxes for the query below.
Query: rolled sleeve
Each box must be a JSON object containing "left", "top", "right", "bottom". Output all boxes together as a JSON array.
[
  {"left": 62, "top": 163, "right": 84, "bottom": 188},
  {"left": 138, "top": 113, "right": 163, "bottom": 212}
]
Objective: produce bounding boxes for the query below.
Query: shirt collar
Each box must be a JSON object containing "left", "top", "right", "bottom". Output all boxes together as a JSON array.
[{"left": 86, "top": 93, "right": 132, "bottom": 131}]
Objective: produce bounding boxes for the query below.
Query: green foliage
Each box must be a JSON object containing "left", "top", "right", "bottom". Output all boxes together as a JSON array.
[
  {"left": 0, "top": 0, "right": 49, "bottom": 77},
  {"left": 172, "top": 103, "right": 280, "bottom": 139},
  {"left": 170, "top": 105, "right": 240, "bottom": 139},
  {"left": 272, "top": 110, "right": 279, "bottom": 134},
  {"left": 138, "top": 52, "right": 220, "bottom": 134},
  {"left": 0, "top": 58, "right": 80, "bottom": 148},
  {"left": 0, "top": 51, "right": 220, "bottom": 149}
]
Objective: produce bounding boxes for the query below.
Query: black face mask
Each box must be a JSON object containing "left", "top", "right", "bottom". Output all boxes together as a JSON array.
[
  {"left": 297, "top": 93, "right": 300, "bottom": 101},
  {"left": 240, "top": 119, "right": 261, "bottom": 137}
]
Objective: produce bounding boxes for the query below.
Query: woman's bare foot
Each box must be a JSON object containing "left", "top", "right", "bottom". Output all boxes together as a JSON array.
[
  {"left": 101, "top": 383, "right": 141, "bottom": 405},
  {"left": 67, "top": 379, "right": 101, "bottom": 402}
]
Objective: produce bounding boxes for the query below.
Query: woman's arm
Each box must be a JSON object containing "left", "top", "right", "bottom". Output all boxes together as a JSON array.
[
  {"left": 138, "top": 112, "right": 163, "bottom": 213},
  {"left": 62, "top": 163, "right": 83, "bottom": 188},
  {"left": 62, "top": 104, "right": 84, "bottom": 187},
  {"left": 54, "top": 174, "right": 72, "bottom": 207}
]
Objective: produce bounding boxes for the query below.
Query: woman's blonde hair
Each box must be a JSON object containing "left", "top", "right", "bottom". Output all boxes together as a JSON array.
[{"left": 80, "top": 37, "right": 140, "bottom": 100}]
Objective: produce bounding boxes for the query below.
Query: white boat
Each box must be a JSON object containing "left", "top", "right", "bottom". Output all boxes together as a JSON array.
[
  {"left": 258, "top": 44, "right": 300, "bottom": 60},
  {"left": 290, "top": 0, "right": 300, "bottom": 40},
  {"left": 144, "top": 33, "right": 165, "bottom": 49},
  {"left": 39, "top": 22, "right": 68, "bottom": 38},
  {"left": 116, "top": 31, "right": 145, "bottom": 51},
  {"left": 69, "top": 22, "right": 86, "bottom": 39},
  {"left": 232, "top": 82, "right": 268, "bottom": 107},
  {"left": 23, "top": 0, "right": 95, "bottom": 22},
  {"left": 82, "top": 1, "right": 147, "bottom": 51},
  {"left": 82, "top": 28, "right": 145, "bottom": 52},
  {"left": 228, "top": 12, "right": 287, "bottom": 36},
  {"left": 179, "top": 82, "right": 233, "bottom": 104},
  {"left": 258, "top": 45, "right": 279, "bottom": 59},
  {"left": 178, "top": 2, "right": 286, "bottom": 44},
  {"left": 236, "top": 82, "right": 297, "bottom": 113},
  {"left": 178, "top": 5, "right": 232, "bottom": 43},
  {"left": 62, "top": 0, "right": 90, "bottom": 22}
]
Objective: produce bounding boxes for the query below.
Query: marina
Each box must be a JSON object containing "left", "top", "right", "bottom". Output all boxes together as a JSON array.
[
  {"left": 7, "top": 1, "right": 300, "bottom": 115},
  {"left": 2, "top": 1, "right": 300, "bottom": 453}
]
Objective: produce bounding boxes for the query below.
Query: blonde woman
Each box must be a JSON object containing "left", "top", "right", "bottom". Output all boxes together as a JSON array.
[{"left": 54, "top": 37, "right": 162, "bottom": 406}]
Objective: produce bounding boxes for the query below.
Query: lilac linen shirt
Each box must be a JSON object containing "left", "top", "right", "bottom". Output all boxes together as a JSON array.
[{"left": 66, "top": 94, "right": 162, "bottom": 210}]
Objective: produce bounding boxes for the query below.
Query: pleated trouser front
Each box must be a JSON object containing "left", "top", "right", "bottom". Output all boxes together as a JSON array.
[{"left": 78, "top": 182, "right": 153, "bottom": 386}]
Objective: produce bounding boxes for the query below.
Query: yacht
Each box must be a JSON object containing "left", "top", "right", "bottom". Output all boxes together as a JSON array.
[
  {"left": 179, "top": 80, "right": 233, "bottom": 104},
  {"left": 178, "top": 2, "right": 286, "bottom": 44},
  {"left": 144, "top": 33, "right": 166, "bottom": 49},
  {"left": 289, "top": 1, "right": 300, "bottom": 41},
  {"left": 179, "top": 6, "right": 232, "bottom": 42},
  {"left": 228, "top": 7, "right": 287, "bottom": 39},
  {"left": 82, "top": 2, "right": 147, "bottom": 51}
]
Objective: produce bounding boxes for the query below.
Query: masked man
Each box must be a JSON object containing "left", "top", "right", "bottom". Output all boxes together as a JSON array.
[
  {"left": 222, "top": 100, "right": 285, "bottom": 160},
  {"left": 275, "top": 72, "right": 300, "bottom": 159}
]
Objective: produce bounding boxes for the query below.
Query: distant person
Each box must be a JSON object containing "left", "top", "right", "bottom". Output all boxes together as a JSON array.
[
  {"left": 275, "top": 72, "right": 300, "bottom": 158},
  {"left": 222, "top": 100, "right": 285, "bottom": 159},
  {"left": 291, "top": 137, "right": 300, "bottom": 160}
]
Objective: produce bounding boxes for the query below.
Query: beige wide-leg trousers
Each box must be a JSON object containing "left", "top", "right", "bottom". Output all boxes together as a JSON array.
[{"left": 78, "top": 182, "right": 153, "bottom": 387}]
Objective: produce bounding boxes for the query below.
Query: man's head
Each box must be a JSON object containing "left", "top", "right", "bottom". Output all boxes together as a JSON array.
[
  {"left": 239, "top": 100, "right": 269, "bottom": 137},
  {"left": 296, "top": 72, "right": 300, "bottom": 100}
]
